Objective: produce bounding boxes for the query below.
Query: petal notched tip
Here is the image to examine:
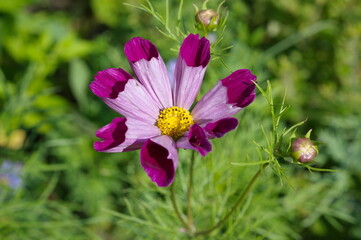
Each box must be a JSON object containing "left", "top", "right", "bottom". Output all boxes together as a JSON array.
[
  {"left": 124, "top": 37, "right": 159, "bottom": 62},
  {"left": 94, "top": 117, "right": 127, "bottom": 151},
  {"left": 140, "top": 138, "right": 177, "bottom": 187},
  {"left": 180, "top": 34, "right": 210, "bottom": 67},
  {"left": 204, "top": 117, "right": 239, "bottom": 139},
  {"left": 90, "top": 68, "right": 133, "bottom": 99},
  {"left": 221, "top": 69, "right": 257, "bottom": 108},
  {"left": 188, "top": 124, "right": 212, "bottom": 156}
]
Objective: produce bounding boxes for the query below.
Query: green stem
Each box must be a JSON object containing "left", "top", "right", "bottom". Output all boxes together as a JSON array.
[
  {"left": 170, "top": 182, "right": 188, "bottom": 230},
  {"left": 186, "top": 150, "right": 196, "bottom": 233},
  {"left": 194, "top": 163, "right": 268, "bottom": 237}
]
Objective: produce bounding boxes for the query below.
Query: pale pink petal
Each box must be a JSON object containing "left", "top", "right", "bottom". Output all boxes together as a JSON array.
[
  {"left": 140, "top": 135, "right": 178, "bottom": 187},
  {"left": 192, "top": 69, "right": 256, "bottom": 125},
  {"left": 90, "top": 68, "right": 160, "bottom": 124},
  {"left": 173, "top": 58, "right": 207, "bottom": 109},
  {"left": 125, "top": 37, "right": 173, "bottom": 109},
  {"left": 94, "top": 117, "right": 161, "bottom": 152},
  {"left": 103, "top": 79, "right": 160, "bottom": 124},
  {"left": 173, "top": 34, "right": 210, "bottom": 109}
]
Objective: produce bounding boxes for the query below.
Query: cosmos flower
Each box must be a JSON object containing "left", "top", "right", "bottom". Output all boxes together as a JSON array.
[{"left": 90, "top": 34, "right": 256, "bottom": 187}]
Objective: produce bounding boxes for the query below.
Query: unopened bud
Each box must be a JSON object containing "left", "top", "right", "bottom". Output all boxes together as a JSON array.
[
  {"left": 195, "top": 9, "right": 220, "bottom": 31},
  {"left": 291, "top": 138, "right": 318, "bottom": 163}
]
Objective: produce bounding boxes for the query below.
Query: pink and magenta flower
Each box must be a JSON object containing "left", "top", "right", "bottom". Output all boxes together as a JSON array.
[{"left": 90, "top": 34, "right": 256, "bottom": 187}]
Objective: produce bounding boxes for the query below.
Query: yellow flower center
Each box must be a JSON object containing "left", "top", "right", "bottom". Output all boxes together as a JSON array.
[{"left": 156, "top": 107, "right": 194, "bottom": 140}]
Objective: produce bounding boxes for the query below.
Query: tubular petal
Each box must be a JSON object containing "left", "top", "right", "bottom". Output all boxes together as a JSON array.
[
  {"left": 94, "top": 117, "right": 161, "bottom": 152},
  {"left": 140, "top": 136, "right": 178, "bottom": 187},
  {"left": 204, "top": 117, "right": 239, "bottom": 139},
  {"left": 90, "top": 68, "right": 133, "bottom": 99}
]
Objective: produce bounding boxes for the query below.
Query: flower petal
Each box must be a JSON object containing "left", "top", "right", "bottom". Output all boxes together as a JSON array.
[
  {"left": 179, "top": 34, "right": 210, "bottom": 67},
  {"left": 94, "top": 117, "right": 160, "bottom": 152},
  {"left": 177, "top": 124, "right": 212, "bottom": 156},
  {"left": 140, "top": 136, "right": 178, "bottom": 187},
  {"left": 103, "top": 79, "right": 160, "bottom": 124},
  {"left": 204, "top": 117, "right": 239, "bottom": 139},
  {"left": 173, "top": 34, "right": 210, "bottom": 109},
  {"left": 222, "top": 69, "right": 257, "bottom": 108},
  {"left": 91, "top": 68, "right": 161, "bottom": 124},
  {"left": 125, "top": 37, "right": 172, "bottom": 109},
  {"left": 124, "top": 37, "right": 159, "bottom": 61},
  {"left": 90, "top": 68, "right": 132, "bottom": 99},
  {"left": 192, "top": 69, "right": 256, "bottom": 125}
]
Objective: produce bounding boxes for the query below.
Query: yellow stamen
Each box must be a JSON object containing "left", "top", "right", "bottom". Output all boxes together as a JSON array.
[{"left": 156, "top": 107, "right": 194, "bottom": 140}]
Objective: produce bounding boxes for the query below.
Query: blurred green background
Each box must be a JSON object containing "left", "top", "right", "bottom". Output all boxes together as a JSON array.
[{"left": 0, "top": 0, "right": 360, "bottom": 239}]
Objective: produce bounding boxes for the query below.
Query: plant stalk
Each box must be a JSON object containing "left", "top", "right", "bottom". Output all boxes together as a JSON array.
[
  {"left": 170, "top": 182, "right": 188, "bottom": 230},
  {"left": 186, "top": 150, "right": 196, "bottom": 233},
  {"left": 194, "top": 163, "right": 268, "bottom": 236}
]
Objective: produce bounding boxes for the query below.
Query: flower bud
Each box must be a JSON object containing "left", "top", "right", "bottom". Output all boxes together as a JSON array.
[
  {"left": 291, "top": 138, "right": 318, "bottom": 163},
  {"left": 195, "top": 9, "right": 220, "bottom": 31}
]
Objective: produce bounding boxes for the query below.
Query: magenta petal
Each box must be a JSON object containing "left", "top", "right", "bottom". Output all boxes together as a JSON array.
[
  {"left": 90, "top": 68, "right": 133, "bottom": 99},
  {"left": 124, "top": 37, "right": 159, "bottom": 62},
  {"left": 94, "top": 117, "right": 161, "bottom": 152},
  {"left": 180, "top": 34, "right": 210, "bottom": 67},
  {"left": 221, "top": 69, "right": 257, "bottom": 108},
  {"left": 94, "top": 117, "right": 127, "bottom": 151},
  {"left": 140, "top": 136, "right": 178, "bottom": 187},
  {"left": 188, "top": 124, "right": 212, "bottom": 156},
  {"left": 204, "top": 117, "right": 238, "bottom": 139}
]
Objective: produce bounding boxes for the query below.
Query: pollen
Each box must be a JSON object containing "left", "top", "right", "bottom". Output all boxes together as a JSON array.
[{"left": 156, "top": 107, "right": 194, "bottom": 140}]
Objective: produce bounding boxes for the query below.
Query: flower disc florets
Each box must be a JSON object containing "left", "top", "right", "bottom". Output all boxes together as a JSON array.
[{"left": 156, "top": 107, "right": 194, "bottom": 140}]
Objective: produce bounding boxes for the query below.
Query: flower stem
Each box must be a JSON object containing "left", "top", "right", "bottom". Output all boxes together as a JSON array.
[
  {"left": 186, "top": 150, "right": 196, "bottom": 233},
  {"left": 170, "top": 182, "right": 188, "bottom": 230},
  {"left": 194, "top": 163, "right": 268, "bottom": 237}
]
